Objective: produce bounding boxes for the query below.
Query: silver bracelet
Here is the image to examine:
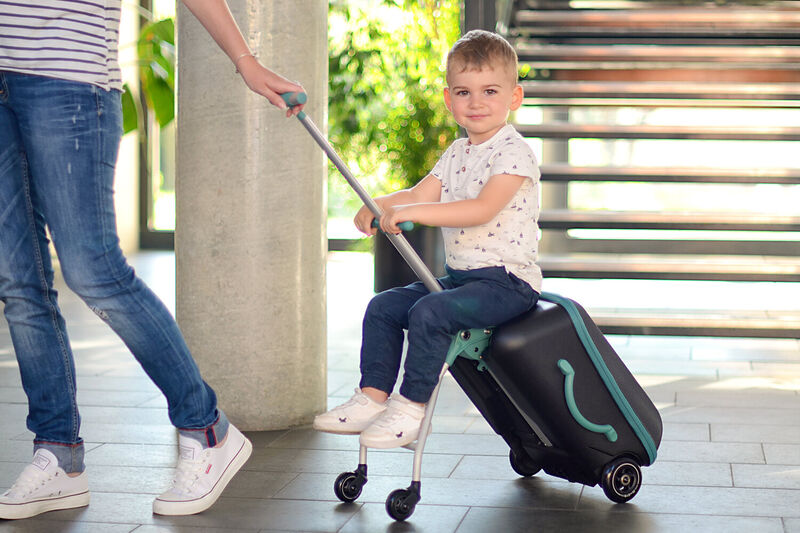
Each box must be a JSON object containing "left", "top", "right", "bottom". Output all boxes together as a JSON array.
[{"left": 234, "top": 52, "right": 255, "bottom": 74}]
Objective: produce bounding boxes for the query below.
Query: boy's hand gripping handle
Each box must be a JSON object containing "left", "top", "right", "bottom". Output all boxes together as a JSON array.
[
  {"left": 280, "top": 92, "right": 439, "bottom": 292},
  {"left": 371, "top": 219, "right": 415, "bottom": 233}
]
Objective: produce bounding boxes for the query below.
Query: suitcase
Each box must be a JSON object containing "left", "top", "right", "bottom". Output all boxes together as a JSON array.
[
  {"left": 282, "top": 92, "right": 662, "bottom": 519},
  {"left": 449, "top": 293, "right": 662, "bottom": 503}
]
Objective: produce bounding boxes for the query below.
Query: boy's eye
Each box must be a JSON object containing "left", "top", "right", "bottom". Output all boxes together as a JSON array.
[
  {"left": 485, "top": 89, "right": 497, "bottom": 95},
  {"left": 456, "top": 90, "right": 469, "bottom": 96}
]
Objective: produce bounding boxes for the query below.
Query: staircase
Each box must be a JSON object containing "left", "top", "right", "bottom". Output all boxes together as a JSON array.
[{"left": 501, "top": 0, "right": 800, "bottom": 337}]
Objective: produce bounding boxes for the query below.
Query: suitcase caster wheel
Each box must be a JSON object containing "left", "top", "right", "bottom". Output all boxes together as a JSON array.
[
  {"left": 509, "top": 449, "right": 541, "bottom": 477},
  {"left": 334, "top": 471, "right": 364, "bottom": 503},
  {"left": 601, "top": 458, "right": 642, "bottom": 503},
  {"left": 385, "top": 488, "right": 418, "bottom": 521}
]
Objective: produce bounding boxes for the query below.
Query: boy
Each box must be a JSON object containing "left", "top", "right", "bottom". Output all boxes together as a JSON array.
[{"left": 314, "top": 30, "right": 541, "bottom": 448}]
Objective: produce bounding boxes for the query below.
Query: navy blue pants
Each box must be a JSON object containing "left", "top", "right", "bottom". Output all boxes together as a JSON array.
[{"left": 359, "top": 265, "right": 539, "bottom": 403}]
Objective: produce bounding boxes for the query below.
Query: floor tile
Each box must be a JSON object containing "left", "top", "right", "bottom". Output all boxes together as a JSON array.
[
  {"left": 0, "top": 520, "right": 138, "bottom": 532},
  {"left": 454, "top": 506, "right": 784, "bottom": 533},
  {"left": 152, "top": 497, "right": 359, "bottom": 532},
  {"left": 655, "top": 440, "right": 765, "bottom": 464},
  {"left": 643, "top": 460, "right": 733, "bottom": 487},
  {"left": 577, "top": 484, "right": 800, "bottom": 519},
  {"left": 338, "top": 502, "right": 468, "bottom": 533},
  {"left": 711, "top": 424, "right": 800, "bottom": 444},
  {"left": 661, "top": 422, "right": 710, "bottom": 442},
  {"left": 732, "top": 464, "right": 800, "bottom": 490},
  {"left": 660, "top": 405, "right": 799, "bottom": 426},
  {"left": 764, "top": 443, "right": 800, "bottom": 465},
  {"left": 786, "top": 518, "right": 800, "bottom": 533}
]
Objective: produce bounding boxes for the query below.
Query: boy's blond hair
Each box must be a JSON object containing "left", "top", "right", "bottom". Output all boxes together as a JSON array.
[{"left": 446, "top": 29, "right": 519, "bottom": 84}]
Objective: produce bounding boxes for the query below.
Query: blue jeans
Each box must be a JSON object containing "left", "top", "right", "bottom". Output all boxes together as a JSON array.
[
  {"left": 360, "top": 265, "right": 539, "bottom": 403},
  {"left": 0, "top": 72, "right": 227, "bottom": 473}
]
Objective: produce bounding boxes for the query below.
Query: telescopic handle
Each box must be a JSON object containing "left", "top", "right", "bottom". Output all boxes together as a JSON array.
[
  {"left": 281, "top": 92, "right": 307, "bottom": 108},
  {"left": 280, "top": 92, "right": 440, "bottom": 292}
]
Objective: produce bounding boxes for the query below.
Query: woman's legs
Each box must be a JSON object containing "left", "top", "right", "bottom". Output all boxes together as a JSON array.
[{"left": 2, "top": 73, "right": 226, "bottom": 464}]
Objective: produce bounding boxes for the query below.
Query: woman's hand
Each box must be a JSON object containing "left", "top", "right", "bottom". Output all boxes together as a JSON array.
[{"left": 237, "top": 57, "right": 305, "bottom": 116}]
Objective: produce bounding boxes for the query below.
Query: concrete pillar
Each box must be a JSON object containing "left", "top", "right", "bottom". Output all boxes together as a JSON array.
[{"left": 175, "top": 1, "right": 327, "bottom": 430}]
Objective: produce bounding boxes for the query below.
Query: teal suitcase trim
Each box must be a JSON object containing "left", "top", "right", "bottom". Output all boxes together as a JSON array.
[{"left": 542, "top": 292, "right": 658, "bottom": 464}]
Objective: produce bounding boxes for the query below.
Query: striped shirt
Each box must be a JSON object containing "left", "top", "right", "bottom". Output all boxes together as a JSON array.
[{"left": 0, "top": 0, "right": 123, "bottom": 91}]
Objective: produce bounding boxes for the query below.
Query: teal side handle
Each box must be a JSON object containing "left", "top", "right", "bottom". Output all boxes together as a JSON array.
[
  {"left": 446, "top": 328, "right": 492, "bottom": 368},
  {"left": 280, "top": 92, "right": 307, "bottom": 107},
  {"left": 543, "top": 292, "right": 658, "bottom": 464},
  {"left": 557, "top": 359, "right": 618, "bottom": 443},
  {"left": 371, "top": 218, "right": 414, "bottom": 232}
]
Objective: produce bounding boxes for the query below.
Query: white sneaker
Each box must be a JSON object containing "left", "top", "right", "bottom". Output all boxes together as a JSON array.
[
  {"left": 359, "top": 394, "right": 426, "bottom": 449},
  {"left": 313, "top": 388, "right": 387, "bottom": 434},
  {"left": 153, "top": 424, "right": 252, "bottom": 516},
  {"left": 0, "top": 449, "right": 90, "bottom": 520}
]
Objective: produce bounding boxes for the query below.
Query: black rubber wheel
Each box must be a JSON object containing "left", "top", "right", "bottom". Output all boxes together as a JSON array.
[
  {"left": 509, "top": 449, "right": 541, "bottom": 477},
  {"left": 601, "top": 458, "right": 642, "bottom": 503},
  {"left": 385, "top": 489, "right": 416, "bottom": 521},
  {"left": 333, "top": 472, "right": 363, "bottom": 503}
]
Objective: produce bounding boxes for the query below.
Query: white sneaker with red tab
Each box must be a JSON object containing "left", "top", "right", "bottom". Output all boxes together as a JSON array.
[{"left": 153, "top": 424, "right": 252, "bottom": 516}]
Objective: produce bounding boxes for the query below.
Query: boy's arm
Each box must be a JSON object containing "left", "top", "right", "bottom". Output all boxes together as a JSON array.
[
  {"left": 354, "top": 175, "right": 442, "bottom": 235},
  {"left": 380, "top": 174, "right": 527, "bottom": 233}
]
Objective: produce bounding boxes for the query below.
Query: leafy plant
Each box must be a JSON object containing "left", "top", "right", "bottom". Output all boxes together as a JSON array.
[
  {"left": 122, "top": 18, "right": 175, "bottom": 134},
  {"left": 328, "top": 0, "right": 461, "bottom": 217}
]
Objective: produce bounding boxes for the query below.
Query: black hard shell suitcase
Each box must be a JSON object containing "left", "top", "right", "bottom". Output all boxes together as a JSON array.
[{"left": 449, "top": 294, "right": 662, "bottom": 502}]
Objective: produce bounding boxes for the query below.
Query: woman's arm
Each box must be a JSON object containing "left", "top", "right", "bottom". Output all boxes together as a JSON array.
[{"left": 181, "top": 0, "right": 305, "bottom": 115}]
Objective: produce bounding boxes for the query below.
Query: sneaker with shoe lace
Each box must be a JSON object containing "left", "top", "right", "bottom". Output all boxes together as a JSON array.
[
  {"left": 0, "top": 448, "right": 90, "bottom": 520},
  {"left": 358, "top": 394, "right": 426, "bottom": 449},
  {"left": 312, "top": 387, "right": 387, "bottom": 434},
  {"left": 153, "top": 424, "right": 252, "bottom": 516}
]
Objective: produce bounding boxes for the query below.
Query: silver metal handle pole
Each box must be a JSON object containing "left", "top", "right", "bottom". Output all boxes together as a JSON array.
[{"left": 297, "top": 113, "right": 442, "bottom": 293}]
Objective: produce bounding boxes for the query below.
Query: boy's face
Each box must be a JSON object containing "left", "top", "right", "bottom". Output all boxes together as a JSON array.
[{"left": 444, "top": 65, "right": 523, "bottom": 145}]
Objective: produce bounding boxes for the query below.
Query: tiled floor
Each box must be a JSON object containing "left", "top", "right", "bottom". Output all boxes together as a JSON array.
[{"left": 1, "top": 250, "right": 799, "bottom": 532}]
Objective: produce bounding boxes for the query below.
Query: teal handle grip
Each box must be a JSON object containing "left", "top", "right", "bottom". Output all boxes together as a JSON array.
[
  {"left": 557, "top": 359, "right": 618, "bottom": 442},
  {"left": 371, "top": 219, "right": 414, "bottom": 232},
  {"left": 280, "top": 92, "right": 307, "bottom": 107}
]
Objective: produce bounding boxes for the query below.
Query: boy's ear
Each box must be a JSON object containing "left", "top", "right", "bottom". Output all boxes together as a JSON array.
[
  {"left": 510, "top": 84, "right": 523, "bottom": 111},
  {"left": 443, "top": 87, "right": 453, "bottom": 111}
]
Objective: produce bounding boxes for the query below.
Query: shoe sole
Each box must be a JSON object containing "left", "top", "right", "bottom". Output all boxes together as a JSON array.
[
  {"left": 0, "top": 490, "right": 90, "bottom": 520},
  {"left": 152, "top": 432, "right": 253, "bottom": 516},
  {"left": 359, "top": 422, "right": 431, "bottom": 449},
  {"left": 359, "top": 430, "right": 419, "bottom": 449},
  {"left": 311, "top": 420, "right": 364, "bottom": 435}
]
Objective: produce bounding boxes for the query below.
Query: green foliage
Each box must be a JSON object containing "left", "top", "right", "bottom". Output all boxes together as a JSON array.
[
  {"left": 122, "top": 18, "right": 175, "bottom": 134},
  {"left": 328, "top": 0, "right": 460, "bottom": 216}
]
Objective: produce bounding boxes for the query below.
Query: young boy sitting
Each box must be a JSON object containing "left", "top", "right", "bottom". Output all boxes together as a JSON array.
[{"left": 314, "top": 29, "right": 542, "bottom": 449}]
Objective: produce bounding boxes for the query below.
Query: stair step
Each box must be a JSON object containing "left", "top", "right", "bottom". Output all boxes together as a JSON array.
[
  {"left": 520, "top": 0, "right": 800, "bottom": 7},
  {"left": 516, "top": 44, "right": 800, "bottom": 67},
  {"left": 588, "top": 308, "right": 800, "bottom": 338},
  {"left": 539, "top": 210, "right": 800, "bottom": 232},
  {"left": 517, "top": 123, "right": 800, "bottom": 141},
  {"left": 539, "top": 165, "right": 800, "bottom": 184},
  {"left": 515, "top": 8, "right": 800, "bottom": 41},
  {"left": 539, "top": 254, "right": 800, "bottom": 282},
  {"left": 521, "top": 80, "right": 800, "bottom": 106}
]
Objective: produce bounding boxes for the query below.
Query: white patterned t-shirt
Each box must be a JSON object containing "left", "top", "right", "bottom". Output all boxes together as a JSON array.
[{"left": 429, "top": 124, "right": 542, "bottom": 291}]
